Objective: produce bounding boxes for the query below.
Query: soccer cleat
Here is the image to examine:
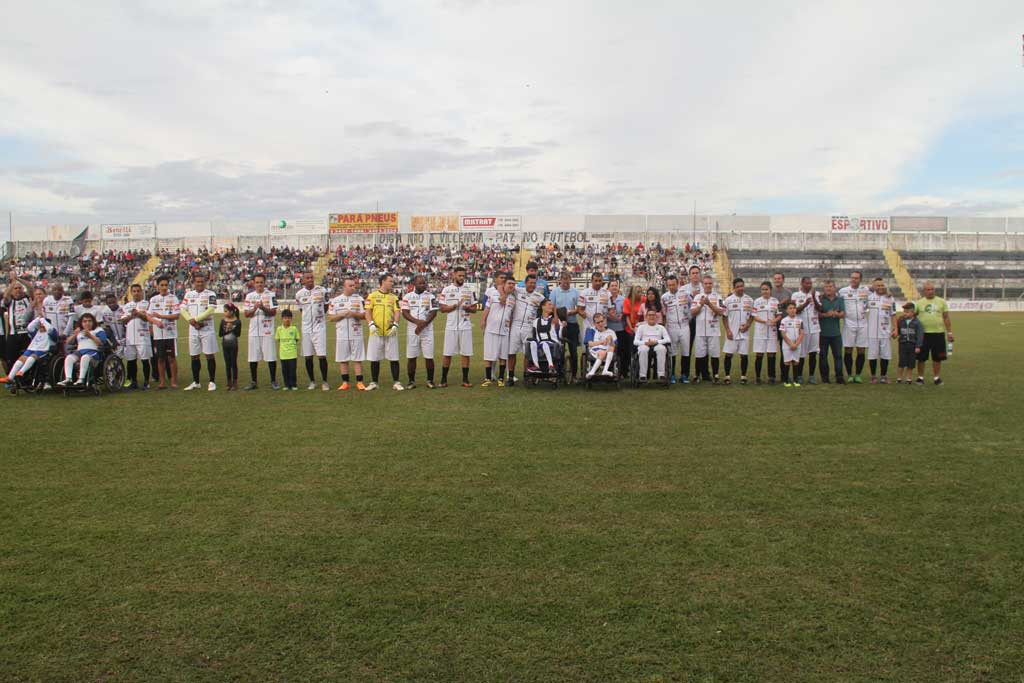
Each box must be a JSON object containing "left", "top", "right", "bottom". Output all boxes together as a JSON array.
[
  {"left": 242, "top": 382, "right": 257, "bottom": 391},
  {"left": 392, "top": 382, "right": 405, "bottom": 391},
  {"left": 480, "top": 379, "right": 493, "bottom": 387},
  {"left": 740, "top": 377, "right": 748, "bottom": 385},
  {"left": 915, "top": 377, "right": 924, "bottom": 385},
  {"left": 496, "top": 379, "right": 505, "bottom": 387},
  {"left": 438, "top": 382, "right": 448, "bottom": 388},
  {"left": 880, "top": 377, "right": 889, "bottom": 385},
  {"left": 670, "top": 375, "right": 677, "bottom": 385},
  {"left": 870, "top": 377, "right": 878, "bottom": 385},
  {"left": 406, "top": 381, "right": 417, "bottom": 390},
  {"left": 364, "top": 382, "right": 378, "bottom": 391},
  {"left": 852, "top": 375, "right": 863, "bottom": 384},
  {"left": 712, "top": 376, "right": 720, "bottom": 385},
  {"left": 426, "top": 381, "right": 436, "bottom": 389},
  {"left": 322, "top": 382, "right": 330, "bottom": 391},
  {"left": 461, "top": 382, "right": 472, "bottom": 388},
  {"left": 723, "top": 377, "right": 731, "bottom": 385},
  {"left": 291, "top": 386, "right": 298, "bottom": 391},
  {"left": 338, "top": 382, "right": 350, "bottom": 391},
  {"left": 183, "top": 382, "right": 201, "bottom": 391},
  {"left": 270, "top": 382, "right": 280, "bottom": 391},
  {"left": 808, "top": 376, "right": 818, "bottom": 385},
  {"left": 681, "top": 375, "right": 690, "bottom": 384},
  {"left": 783, "top": 382, "right": 792, "bottom": 388},
  {"left": 933, "top": 377, "right": 944, "bottom": 386},
  {"left": 308, "top": 381, "right": 317, "bottom": 390},
  {"left": 896, "top": 378, "right": 903, "bottom": 384},
  {"left": 208, "top": 382, "right": 217, "bottom": 391},
  {"left": 0, "top": 377, "right": 8, "bottom": 384},
  {"left": 792, "top": 381, "right": 801, "bottom": 387},
  {"left": 356, "top": 381, "right": 367, "bottom": 391}
]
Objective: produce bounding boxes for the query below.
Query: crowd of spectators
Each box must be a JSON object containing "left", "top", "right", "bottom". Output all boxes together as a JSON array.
[
  {"left": 9, "top": 250, "right": 150, "bottom": 294},
  {"left": 150, "top": 247, "right": 321, "bottom": 300}
]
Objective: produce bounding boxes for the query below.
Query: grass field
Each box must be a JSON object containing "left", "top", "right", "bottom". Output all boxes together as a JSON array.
[{"left": 2, "top": 312, "right": 1022, "bottom": 682}]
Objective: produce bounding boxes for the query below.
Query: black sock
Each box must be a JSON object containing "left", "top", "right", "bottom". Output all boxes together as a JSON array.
[
  {"left": 390, "top": 360, "right": 400, "bottom": 382},
  {"left": 356, "top": 374, "right": 363, "bottom": 382},
  {"left": 426, "top": 363, "right": 434, "bottom": 383},
  {"left": 855, "top": 353, "right": 866, "bottom": 375},
  {"left": 869, "top": 359, "right": 877, "bottom": 376},
  {"left": 207, "top": 358, "right": 216, "bottom": 382},
  {"left": 844, "top": 352, "right": 854, "bottom": 376},
  {"left": 305, "top": 356, "right": 315, "bottom": 381},
  {"left": 670, "top": 355, "right": 677, "bottom": 377},
  {"left": 191, "top": 357, "right": 201, "bottom": 384},
  {"left": 268, "top": 361, "right": 277, "bottom": 383},
  {"left": 142, "top": 359, "right": 151, "bottom": 384},
  {"left": 796, "top": 359, "right": 804, "bottom": 380},
  {"left": 808, "top": 352, "right": 817, "bottom": 377},
  {"left": 485, "top": 366, "right": 492, "bottom": 380},
  {"left": 250, "top": 361, "right": 258, "bottom": 383},
  {"left": 371, "top": 361, "right": 380, "bottom": 383},
  {"left": 880, "top": 359, "right": 889, "bottom": 375},
  {"left": 498, "top": 364, "right": 506, "bottom": 380},
  {"left": 767, "top": 356, "right": 776, "bottom": 379},
  {"left": 319, "top": 357, "right": 328, "bottom": 381},
  {"left": 710, "top": 357, "right": 719, "bottom": 377},
  {"left": 462, "top": 367, "right": 469, "bottom": 383},
  {"left": 782, "top": 364, "right": 790, "bottom": 382},
  {"left": 127, "top": 359, "right": 138, "bottom": 384},
  {"left": 682, "top": 352, "right": 691, "bottom": 377},
  {"left": 755, "top": 355, "right": 763, "bottom": 379},
  {"left": 741, "top": 355, "right": 748, "bottom": 375},
  {"left": 408, "top": 366, "right": 416, "bottom": 383},
  {"left": 442, "top": 365, "right": 450, "bottom": 382},
  {"left": 724, "top": 355, "right": 732, "bottom": 376},
  {"left": 342, "top": 373, "right": 349, "bottom": 382}
]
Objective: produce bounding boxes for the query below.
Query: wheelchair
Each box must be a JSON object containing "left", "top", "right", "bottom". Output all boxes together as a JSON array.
[
  {"left": 60, "top": 332, "right": 126, "bottom": 397},
  {"left": 523, "top": 340, "right": 565, "bottom": 389},
  {"left": 581, "top": 330, "right": 622, "bottom": 390},
  {"left": 630, "top": 342, "right": 672, "bottom": 388},
  {"left": 7, "top": 352, "right": 55, "bottom": 396}
]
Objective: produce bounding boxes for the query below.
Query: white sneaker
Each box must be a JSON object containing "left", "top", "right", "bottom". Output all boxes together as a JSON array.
[
  {"left": 364, "top": 382, "right": 378, "bottom": 391},
  {"left": 207, "top": 382, "right": 217, "bottom": 391},
  {"left": 392, "top": 381, "right": 405, "bottom": 391},
  {"left": 73, "top": 379, "right": 84, "bottom": 386},
  {"left": 183, "top": 381, "right": 200, "bottom": 391},
  {"left": 602, "top": 369, "right": 614, "bottom": 377},
  {"left": 308, "top": 381, "right": 317, "bottom": 390},
  {"left": 57, "top": 379, "right": 71, "bottom": 387},
  {"left": 321, "top": 382, "right": 330, "bottom": 391}
]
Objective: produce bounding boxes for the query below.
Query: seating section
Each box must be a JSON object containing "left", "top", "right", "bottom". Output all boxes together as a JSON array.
[
  {"left": 727, "top": 249, "right": 899, "bottom": 295},
  {"left": 12, "top": 250, "right": 151, "bottom": 295},
  {"left": 899, "top": 251, "right": 1024, "bottom": 299}
]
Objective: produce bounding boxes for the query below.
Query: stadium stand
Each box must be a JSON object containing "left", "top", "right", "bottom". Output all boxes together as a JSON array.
[
  {"left": 11, "top": 250, "right": 150, "bottom": 295},
  {"left": 897, "top": 251, "right": 1024, "bottom": 299},
  {"left": 726, "top": 249, "right": 899, "bottom": 294}
]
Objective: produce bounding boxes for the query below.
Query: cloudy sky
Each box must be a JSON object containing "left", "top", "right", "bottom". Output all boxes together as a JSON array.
[{"left": 1, "top": 0, "right": 1022, "bottom": 232}]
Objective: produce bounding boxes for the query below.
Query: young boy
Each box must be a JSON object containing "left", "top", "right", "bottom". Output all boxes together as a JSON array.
[
  {"left": 585, "top": 313, "right": 617, "bottom": 378},
  {"left": 779, "top": 302, "right": 805, "bottom": 388},
  {"left": 275, "top": 309, "right": 301, "bottom": 390},
  {"left": 896, "top": 302, "right": 924, "bottom": 384}
]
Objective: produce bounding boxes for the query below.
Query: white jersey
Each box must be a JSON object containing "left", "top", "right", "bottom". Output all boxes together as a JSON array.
[
  {"left": 684, "top": 282, "right": 703, "bottom": 301},
  {"left": 633, "top": 323, "right": 671, "bottom": 346},
  {"left": 43, "top": 295, "right": 74, "bottom": 334},
  {"left": 148, "top": 294, "right": 181, "bottom": 341},
  {"left": 661, "top": 288, "right": 692, "bottom": 327},
  {"left": 244, "top": 290, "right": 277, "bottom": 337},
  {"left": 751, "top": 297, "right": 780, "bottom": 339},
  {"left": 838, "top": 284, "right": 871, "bottom": 328},
  {"left": 588, "top": 327, "right": 617, "bottom": 348},
  {"left": 328, "top": 293, "right": 364, "bottom": 341},
  {"left": 74, "top": 328, "right": 107, "bottom": 354},
  {"left": 440, "top": 283, "right": 477, "bottom": 331},
  {"left": 791, "top": 290, "right": 821, "bottom": 334},
  {"left": 779, "top": 316, "right": 804, "bottom": 345},
  {"left": 484, "top": 289, "right": 514, "bottom": 335},
  {"left": 121, "top": 299, "right": 151, "bottom": 346},
  {"left": 691, "top": 291, "right": 723, "bottom": 337},
  {"left": 101, "top": 305, "right": 125, "bottom": 343},
  {"left": 401, "top": 290, "right": 438, "bottom": 330},
  {"left": 65, "top": 304, "right": 107, "bottom": 336},
  {"left": 295, "top": 286, "right": 328, "bottom": 333},
  {"left": 26, "top": 317, "right": 58, "bottom": 352},
  {"left": 579, "top": 287, "right": 611, "bottom": 327},
  {"left": 511, "top": 287, "right": 545, "bottom": 331},
  {"left": 182, "top": 289, "right": 218, "bottom": 332},
  {"left": 723, "top": 294, "right": 754, "bottom": 340},
  {"left": 866, "top": 292, "right": 896, "bottom": 340}
]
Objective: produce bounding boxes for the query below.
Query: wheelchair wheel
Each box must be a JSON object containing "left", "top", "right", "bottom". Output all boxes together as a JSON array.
[
  {"left": 103, "top": 355, "right": 126, "bottom": 394},
  {"left": 49, "top": 354, "right": 65, "bottom": 388}
]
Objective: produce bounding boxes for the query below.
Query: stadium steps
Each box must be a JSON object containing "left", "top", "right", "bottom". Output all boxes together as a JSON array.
[
  {"left": 884, "top": 246, "right": 918, "bottom": 300},
  {"left": 713, "top": 247, "right": 733, "bottom": 293},
  {"left": 312, "top": 252, "right": 333, "bottom": 284},
  {"left": 129, "top": 255, "right": 162, "bottom": 293}
]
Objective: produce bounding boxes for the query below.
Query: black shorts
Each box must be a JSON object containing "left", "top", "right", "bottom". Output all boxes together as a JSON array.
[
  {"left": 916, "top": 333, "right": 947, "bottom": 362},
  {"left": 4, "top": 333, "right": 30, "bottom": 367},
  {"left": 153, "top": 338, "right": 177, "bottom": 359},
  {"left": 898, "top": 344, "right": 917, "bottom": 368}
]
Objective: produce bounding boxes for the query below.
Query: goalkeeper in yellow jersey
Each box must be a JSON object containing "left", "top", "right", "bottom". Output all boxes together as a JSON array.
[{"left": 364, "top": 273, "right": 404, "bottom": 391}]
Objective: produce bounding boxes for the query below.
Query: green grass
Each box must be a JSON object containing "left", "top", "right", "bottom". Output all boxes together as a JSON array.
[{"left": 1, "top": 313, "right": 1022, "bottom": 682}]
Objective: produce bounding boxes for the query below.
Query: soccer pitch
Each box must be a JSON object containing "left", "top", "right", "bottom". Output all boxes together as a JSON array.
[{"left": 2, "top": 312, "right": 1022, "bottom": 682}]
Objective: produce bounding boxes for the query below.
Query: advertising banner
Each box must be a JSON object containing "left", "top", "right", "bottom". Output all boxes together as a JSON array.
[
  {"left": 329, "top": 212, "right": 399, "bottom": 234},
  {"left": 271, "top": 218, "right": 328, "bottom": 235},
  {"left": 411, "top": 215, "right": 459, "bottom": 232},
  {"left": 459, "top": 215, "right": 522, "bottom": 231},
  {"left": 830, "top": 216, "right": 891, "bottom": 233},
  {"left": 101, "top": 223, "right": 157, "bottom": 239}
]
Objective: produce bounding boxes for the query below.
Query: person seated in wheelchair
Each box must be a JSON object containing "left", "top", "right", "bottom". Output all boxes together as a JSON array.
[
  {"left": 57, "top": 313, "right": 108, "bottom": 387},
  {"left": 526, "top": 298, "right": 563, "bottom": 374},
  {"left": 585, "top": 313, "right": 617, "bottom": 379},
  {"left": 1, "top": 308, "right": 58, "bottom": 387},
  {"left": 633, "top": 308, "right": 672, "bottom": 382}
]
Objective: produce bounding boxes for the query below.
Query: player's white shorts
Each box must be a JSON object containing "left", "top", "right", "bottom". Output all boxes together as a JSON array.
[
  {"left": 443, "top": 328, "right": 473, "bottom": 357},
  {"left": 753, "top": 336, "right": 779, "bottom": 354},
  {"left": 667, "top": 325, "right": 690, "bottom": 357},
  {"left": 335, "top": 337, "right": 365, "bottom": 363},
  {"left": 800, "top": 332, "right": 820, "bottom": 357},
  {"left": 509, "top": 327, "right": 531, "bottom": 355},
  {"left": 588, "top": 344, "right": 611, "bottom": 359},
  {"left": 842, "top": 325, "right": 868, "bottom": 348},
  {"left": 866, "top": 337, "right": 892, "bottom": 360},
  {"left": 188, "top": 329, "right": 218, "bottom": 356},
  {"left": 693, "top": 335, "right": 721, "bottom": 358},
  {"left": 301, "top": 328, "right": 327, "bottom": 357},
  {"left": 406, "top": 328, "right": 435, "bottom": 359},
  {"left": 483, "top": 332, "right": 509, "bottom": 362},
  {"left": 722, "top": 336, "right": 748, "bottom": 356},
  {"left": 247, "top": 335, "right": 276, "bottom": 362},
  {"left": 367, "top": 334, "right": 399, "bottom": 361},
  {"left": 782, "top": 343, "right": 802, "bottom": 364},
  {"left": 123, "top": 342, "right": 152, "bottom": 361}
]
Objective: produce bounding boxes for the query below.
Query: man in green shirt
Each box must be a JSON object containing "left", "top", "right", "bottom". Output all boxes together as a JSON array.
[
  {"left": 914, "top": 281, "right": 954, "bottom": 386},
  {"left": 815, "top": 279, "right": 845, "bottom": 383}
]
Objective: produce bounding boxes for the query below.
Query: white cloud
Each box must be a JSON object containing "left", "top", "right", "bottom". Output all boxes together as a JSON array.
[{"left": 1, "top": 0, "right": 1022, "bottom": 228}]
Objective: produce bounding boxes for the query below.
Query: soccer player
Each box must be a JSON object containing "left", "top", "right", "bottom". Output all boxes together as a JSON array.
[
  {"left": 866, "top": 278, "right": 897, "bottom": 384},
  {"left": 683, "top": 265, "right": 703, "bottom": 378},
  {"left": 243, "top": 273, "right": 279, "bottom": 390},
  {"left": 439, "top": 265, "right": 476, "bottom": 388},
  {"left": 791, "top": 277, "right": 821, "bottom": 385},
  {"left": 721, "top": 277, "right": 753, "bottom": 384},
  {"left": 327, "top": 276, "right": 366, "bottom": 391},
  {"left": 838, "top": 270, "right": 871, "bottom": 383},
  {"left": 149, "top": 276, "right": 181, "bottom": 389},
  {"left": 481, "top": 278, "right": 515, "bottom": 386},
  {"left": 779, "top": 302, "right": 805, "bottom": 387},
  {"left": 63, "top": 290, "right": 105, "bottom": 338},
  {"left": 58, "top": 313, "right": 107, "bottom": 387},
  {"left": 661, "top": 274, "right": 692, "bottom": 384},
  {"left": 750, "top": 281, "right": 781, "bottom": 385},
  {"left": 633, "top": 308, "right": 671, "bottom": 381},
  {"left": 43, "top": 283, "right": 74, "bottom": 347},
  {"left": 550, "top": 271, "right": 580, "bottom": 383},
  {"left": 401, "top": 274, "right": 438, "bottom": 389},
  {"left": 275, "top": 309, "right": 301, "bottom": 390},
  {"left": 120, "top": 283, "right": 153, "bottom": 390},
  {"left": 507, "top": 273, "right": 545, "bottom": 386},
  {"left": 101, "top": 293, "right": 125, "bottom": 348},
  {"left": 365, "top": 273, "right": 403, "bottom": 391},
  {"left": 295, "top": 272, "right": 330, "bottom": 391},
  {"left": 914, "top": 281, "right": 954, "bottom": 386},
  {"left": 577, "top": 271, "right": 611, "bottom": 337},
  {"left": 519, "top": 261, "right": 550, "bottom": 297},
  {"left": 690, "top": 275, "right": 725, "bottom": 383},
  {"left": 585, "top": 313, "right": 617, "bottom": 378},
  {"left": 180, "top": 273, "right": 218, "bottom": 391}
]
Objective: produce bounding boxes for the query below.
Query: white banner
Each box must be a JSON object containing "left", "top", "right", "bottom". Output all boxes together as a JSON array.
[
  {"left": 271, "top": 218, "right": 328, "bottom": 235},
  {"left": 830, "top": 216, "right": 891, "bottom": 233},
  {"left": 101, "top": 223, "right": 156, "bottom": 239},
  {"left": 459, "top": 215, "right": 522, "bottom": 231}
]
